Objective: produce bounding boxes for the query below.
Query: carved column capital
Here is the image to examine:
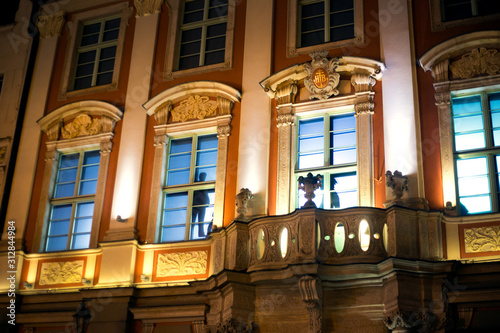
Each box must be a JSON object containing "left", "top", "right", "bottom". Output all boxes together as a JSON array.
[
  {"left": 299, "top": 275, "right": 323, "bottom": 333},
  {"left": 192, "top": 320, "right": 205, "bottom": 333},
  {"left": 217, "top": 124, "right": 231, "bottom": 138},
  {"left": 37, "top": 11, "right": 65, "bottom": 39},
  {"left": 277, "top": 114, "right": 294, "bottom": 127},
  {"left": 154, "top": 101, "right": 171, "bottom": 125},
  {"left": 134, "top": 0, "right": 163, "bottom": 16},
  {"left": 434, "top": 91, "right": 451, "bottom": 106},
  {"left": 350, "top": 73, "right": 376, "bottom": 92},
  {"left": 141, "top": 322, "right": 155, "bottom": 333},
  {"left": 275, "top": 80, "right": 298, "bottom": 105},
  {"left": 154, "top": 134, "right": 167, "bottom": 147},
  {"left": 100, "top": 141, "right": 113, "bottom": 155},
  {"left": 44, "top": 147, "right": 57, "bottom": 162},
  {"left": 217, "top": 96, "right": 234, "bottom": 116}
]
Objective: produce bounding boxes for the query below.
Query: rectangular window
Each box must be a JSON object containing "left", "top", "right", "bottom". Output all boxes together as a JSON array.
[
  {"left": 72, "top": 16, "right": 120, "bottom": 91},
  {"left": 178, "top": 0, "right": 228, "bottom": 70},
  {"left": 46, "top": 150, "right": 100, "bottom": 251},
  {"left": 161, "top": 134, "right": 218, "bottom": 242},
  {"left": 441, "top": 0, "right": 500, "bottom": 22},
  {"left": 299, "top": 0, "right": 355, "bottom": 48},
  {"left": 296, "top": 112, "right": 357, "bottom": 209},
  {"left": 453, "top": 90, "right": 500, "bottom": 214}
]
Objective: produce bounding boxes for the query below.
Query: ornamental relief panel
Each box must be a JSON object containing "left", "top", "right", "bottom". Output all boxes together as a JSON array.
[
  {"left": 449, "top": 48, "right": 500, "bottom": 79},
  {"left": 61, "top": 114, "right": 102, "bottom": 139},
  {"left": 464, "top": 226, "right": 500, "bottom": 253},
  {"left": 171, "top": 95, "right": 217, "bottom": 122},
  {"left": 156, "top": 251, "right": 208, "bottom": 277},
  {"left": 39, "top": 260, "right": 84, "bottom": 285}
]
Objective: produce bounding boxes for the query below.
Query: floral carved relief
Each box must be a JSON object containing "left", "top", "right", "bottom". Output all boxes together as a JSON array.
[
  {"left": 61, "top": 114, "right": 102, "bottom": 139},
  {"left": 464, "top": 226, "right": 500, "bottom": 253},
  {"left": 450, "top": 48, "right": 500, "bottom": 79},
  {"left": 156, "top": 251, "right": 208, "bottom": 277},
  {"left": 171, "top": 95, "right": 217, "bottom": 122},
  {"left": 39, "top": 261, "right": 84, "bottom": 285}
]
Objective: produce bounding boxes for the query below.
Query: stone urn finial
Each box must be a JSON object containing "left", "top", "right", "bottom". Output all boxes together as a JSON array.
[
  {"left": 235, "top": 188, "right": 253, "bottom": 222},
  {"left": 298, "top": 173, "right": 322, "bottom": 208},
  {"left": 385, "top": 170, "right": 408, "bottom": 206}
]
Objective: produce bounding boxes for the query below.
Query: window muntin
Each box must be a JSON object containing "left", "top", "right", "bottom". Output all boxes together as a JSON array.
[
  {"left": 441, "top": 0, "right": 500, "bottom": 22},
  {"left": 46, "top": 150, "right": 100, "bottom": 251},
  {"left": 453, "top": 91, "right": 500, "bottom": 214},
  {"left": 299, "top": 0, "right": 354, "bottom": 48},
  {"left": 162, "top": 134, "right": 218, "bottom": 242},
  {"left": 296, "top": 112, "right": 357, "bottom": 209},
  {"left": 178, "top": 0, "right": 228, "bottom": 70},
  {"left": 72, "top": 16, "right": 120, "bottom": 91}
]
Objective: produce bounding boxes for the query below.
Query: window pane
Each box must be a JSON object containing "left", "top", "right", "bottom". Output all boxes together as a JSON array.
[
  {"left": 207, "top": 23, "right": 227, "bottom": 38},
  {"left": 100, "top": 46, "right": 117, "bottom": 60},
  {"left": 79, "top": 180, "right": 97, "bottom": 195},
  {"left": 198, "top": 135, "right": 218, "bottom": 149},
  {"left": 58, "top": 168, "right": 78, "bottom": 183},
  {"left": 60, "top": 153, "right": 79, "bottom": 168},
  {"left": 80, "top": 34, "right": 99, "bottom": 47},
  {"left": 46, "top": 236, "right": 68, "bottom": 252},
  {"left": 103, "top": 29, "right": 119, "bottom": 42},
  {"left": 190, "top": 222, "right": 212, "bottom": 239},
  {"left": 74, "top": 218, "right": 92, "bottom": 233},
  {"left": 82, "top": 22, "right": 101, "bottom": 35},
  {"left": 165, "top": 192, "right": 188, "bottom": 209},
  {"left": 181, "top": 41, "right": 202, "bottom": 56},
  {"left": 299, "top": 152, "right": 324, "bottom": 169},
  {"left": 195, "top": 166, "right": 216, "bottom": 182},
  {"left": 98, "top": 59, "right": 115, "bottom": 73},
  {"left": 169, "top": 153, "right": 192, "bottom": 169},
  {"left": 81, "top": 165, "right": 99, "bottom": 180},
  {"left": 161, "top": 226, "right": 185, "bottom": 242},
  {"left": 163, "top": 209, "right": 187, "bottom": 226},
  {"left": 331, "top": 148, "right": 356, "bottom": 165},
  {"left": 452, "top": 95, "right": 481, "bottom": 115},
  {"left": 74, "top": 77, "right": 93, "bottom": 90},
  {"left": 300, "top": 136, "right": 324, "bottom": 152},
  {"left": 331, "top": 0, "right": 353, "bottom": 11},
  {"left": 171, "top": 138, "right": 192, "bottom": 153},
  {"left": 196, "top": 150, "right": 217, "bottom": 167},
  {"left": 78, "top": 50, "right": 96, "bottom": 64},
  {"left": 105, "top": 17, "right": 121, "bottom": 30},
  {"left": 206, "top": 36, "right": 226, "bottom": 52},
  {"left": 83, "top": 150, "right": 100, "bottom": 164},
  {"left": 457, "top": 157, "right": 488, "bottom": 177},
  {"left": 76, "top": 202, "right": 94, "bottom": 217},
  {"left": 454, "top": 115, "right": 483, "bottom": 132},
  {"left": 330, "top": 173, "right": 357, "bottom": 209},
  {"left": 458, "top": 176, "right": 489, "bottom": 196},
  {"left": 55, "top": 183, "right": 76, "bottom": 198},
  {"left": 331, "top": 115, "right": 355, "bottom": 131},
  {"left": 192, "top": 189, "right": 215, "bottom": 222},
  {"left": 442, "top": 0, "right": 473, "bottom": 21},
  {"left": 454, "top": 132, "right": 485, "bottom": 151},
  {"left": 330, "top": 10, "right": 354, "bottom": 26},
  {"left": 96, "top": 72, "right": 113, "bottom": 86},
  {"left": 71, "top": 234, "right": 90, "bottom": 250},
  {"left": 460, "top": 196, "right": 491, "bottom": 214},
  {"left": 489, "top": 92, "right": 500, "bottom": 110},
  {"left": 51, "top": 204, "right": 72, "bottom": 220},
  {"left": 167, "top": 169, "right": 190, "bottom": 185},
  {"left": 457, "top": 157, "right": 491, "bottom": 214},
  {"left": 181, "top": 28, "right": 202, "bottom": 43},
  {"left": 48, "top": 220, "right": 70, "bottom": 236},
  {"left": 331, "top": 132, "right": 356, "bottom": 148},
  {"left": 301, "top": 31, "right": 324, "bottom": 47},
  {"left": 179, "top": 55, "right": 201, "bottom": 70},
  {"left": 205, "top": 50, "right": 225, "bottom": 65}
]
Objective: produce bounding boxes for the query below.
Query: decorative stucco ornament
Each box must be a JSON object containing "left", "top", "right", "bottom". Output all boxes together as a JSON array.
[
  {"left": 450, "top": 48, "right": 500, "bottom": 79},
  {"left": 61, "top": 114, "right": 102, "bottom": 139},
  {"left": 385, "top": 170, "right": 408, "bottom": 205},
  {"left": 39, "top": 261, "right": 84, "bottom": 285},
  {"left": 303, "top": 50, "right": 340, "bottom": 100},
  {"left": 298, "top": 173, "right": 322, "bottom": 209},
  {"left": 234, "top": 188, "right": 254, "bottom": 222},
  {"left": 156, "top": 251, "right": 207, "bottom": 277},
  {"left": 464, "top": 226, "right": 500, "bottom": 253},
  {"left": 171, "top": 95, "right": 217, "bottom": 122}
]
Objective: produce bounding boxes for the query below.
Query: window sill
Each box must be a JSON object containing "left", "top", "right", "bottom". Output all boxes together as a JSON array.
[
  {"left": 288, "top": 36, "right": 364, "bottom": 58},
  {"left": 59, "top": 82, "right": 119, "bottom": 100},
  {"left": 164, "top": 61, "right": 232, "bottom": 81}
]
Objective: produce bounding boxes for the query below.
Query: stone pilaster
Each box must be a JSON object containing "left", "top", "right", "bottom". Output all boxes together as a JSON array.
[
  {"left": 351, "top": 74, "right": 375, "bottom": 207},
  {"left": 299, "top": 275, "right": 323, "bottom": 333}
]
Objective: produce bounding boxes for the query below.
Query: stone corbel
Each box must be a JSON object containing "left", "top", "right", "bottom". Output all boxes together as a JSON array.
[
  {"left": 37, "top": 11, "right": 66, "bottom": 39},
  {"left": 154, "top": 101, "right": 171, "bottom": 125},
  {"left": 134, "top": 0, "right": 163, "bottom": 17},
  {"left": 275, "top": 80, "right": 298, "bottom": 105},
  {"left": 100, "top": 116, "right": 116, "bottom": 133},
  {"left": 351, "top": 74, "right": 376, "bottom": 115},
  {"left": 46, "top": 122, "right": 61, "bottom": 141},
  {"left": 431, "top": 59, "right": 449, "bottom": 83},
  {"left": 217, "top": 96, "right": 234, "bottom": 115},
  {"left": 299, "top": 275, "right": 323, "bottom": 333},
  {"left": 192, "top": 320, "right": 205, "bottom": 333},
  {"left": 141, "top": 322, "right": 155, "bottom": 333}
]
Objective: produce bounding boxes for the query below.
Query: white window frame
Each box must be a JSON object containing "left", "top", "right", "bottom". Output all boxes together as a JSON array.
[
  {"left": 294, "top": 110, "right": 358, "bottom": 209},
  {"left": 164, "top": 0, "right": 236, "bottom": 80},
  {"left": 287, "top": 0, "right": 364, "bottom": 57},
  {"left": 33, "top": 101, "right": 122, "bottom": 252},
  {"left": 59, "top": 2, "right": 132, "bottom": 100},
  {"left": 429, "top": 0, "right": 500, "bottom": 31},
  {"left": 161, "top": 132, "right": 218, "bottom": 242}
]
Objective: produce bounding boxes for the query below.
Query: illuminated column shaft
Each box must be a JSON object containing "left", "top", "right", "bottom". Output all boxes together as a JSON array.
[
  {"left": 378, "top": 0, "right": 427, "bottom": 208},
  {"left": 3, "top": 12, "right": 64, "bottom": 243},
  {"left": 236, "top": 0, "right": 274, "bottom": 217},
  {"left": 106, "top": 11, "right": 160, "bottom": 241}
]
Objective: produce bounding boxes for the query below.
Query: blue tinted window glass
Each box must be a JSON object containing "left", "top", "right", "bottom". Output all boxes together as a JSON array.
[
  {"left": 299, "top": 118, "right": 324, "bottom": 136},
  {"left": 74, "top": 218, "right": 92, "bottom": 233},
  {"left": 83, "top": 150, "right": 100, "bottom": 164},
  {"left": 331, "top": 132, "right": 356, "bottom": 148},
  {"left": 76, "top": 202, "right": 94, "bottom": 217},
  {"left": 195, "top": 166, "right": 216, "bottom": 182},
  {"left": 81, "top": 165, "right": 99, "bottom": 180},
  {"left": 190, "top": 222, "right": 212, "bottom": 239},
  {"left": 299, "top": 136, "right": 324, "bottom": 152},
  {"left": 79, "top": 180, "right": 97, "bottom": 195},
  {"left": 454, "top": 132, "right": 485, "bottom": 151},
  {"left": 51, "top": 204, "right": 72, "bottom": 220},
  {"left": 454, "top": 115, "right": 484, "bottom": 132},
  {"left": 60, "top": 153, "right": 79, "bottom": 168},
  {"left": 161, "top": 226, "right": 186, "bottom": 242},
  {"left": 452, "top": 95, "right": 482, "bottom": 115},
  {"left": 198, "top": 134, "right": 218, "bottom": 149},
  {"left": 330, "top": 114, "right": 355, "bottom": 131},
  {"left": 71, "top": 234, "right": 90, "bottom": 250},
  {"left": 163, "top": 209, "right": 187, "bottom": 226},
  {"left": 489, "top": 92, "right": 500, "bottom": 110},
  {"left": 55, "top": 183, "right": 76, "bottom": 198},
  {"left": 170, "top": 138, "right": 192, "bottom": 154},
  {"left": 165, "top": 192, "right": 188, "bottom": 209},
  {"left": 48, "top": 220, "right": 70, "bottom": 236},
  {"left": 169, "top": 153, "right": 191, "bottom": 169},
  {"left": 46, "top": 236, "right": 68, "bottom": 252},
  {"left": 196, "top": 150, "right": 217, "bottom": 167},
  {"left": 299, "top": 152, "right": 324, "bottom": 169},
  {"left": 331, "top": 148, "right": 357, "bottom": 165},
  {"left": 58, "top": 168, "right": 78, "bottom": 183},
  {"left": 166, "top": 169, "right": 190, "bottom": 186}
]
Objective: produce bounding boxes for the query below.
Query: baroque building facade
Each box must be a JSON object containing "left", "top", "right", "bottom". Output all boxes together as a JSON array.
[{"left": 1, "top": 0, "right": 500, "bottom": 332}]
